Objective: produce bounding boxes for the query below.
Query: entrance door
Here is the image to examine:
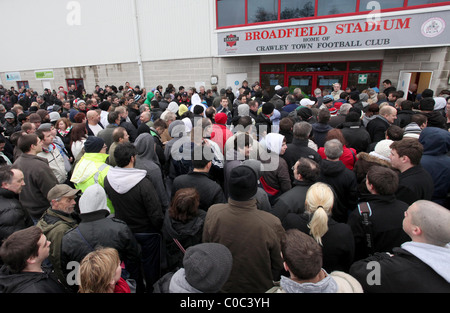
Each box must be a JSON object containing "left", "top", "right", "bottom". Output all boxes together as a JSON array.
[
  {"left": 288, "top": 75, "right": 313, "bottom": 97},
  {"left": 397, "top": 71, "right": 433, "bottom": 101},
  {"left": 317, "top": 75, "right": 344, "bottom": 93},
  {"left": 288, "top": 74, "right": 344, "bottom": 97}
]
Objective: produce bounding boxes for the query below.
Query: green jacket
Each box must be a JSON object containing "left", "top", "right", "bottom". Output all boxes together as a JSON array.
[
  {"left": 70, "top": 153, "right": 114, "bottom": 213},
  {"left": 36, "top": 208, "right": 79, "bottom": 284}
]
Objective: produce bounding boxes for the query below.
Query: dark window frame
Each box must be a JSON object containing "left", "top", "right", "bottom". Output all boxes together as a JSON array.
[{"left": 216, "top": 0, "right": 450, "bottom": 29}]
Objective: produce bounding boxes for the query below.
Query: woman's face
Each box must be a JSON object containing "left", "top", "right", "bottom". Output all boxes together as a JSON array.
[
  {"left": 280, "top": 141, "right": 287, "bottom": 155},
  {"left": 58, "top": 121, "right": 66, "bottom": 130}
]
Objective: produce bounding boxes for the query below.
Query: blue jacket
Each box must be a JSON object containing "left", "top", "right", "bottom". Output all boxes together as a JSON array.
[{"left": 419, "top": 127, "right": 450, "bottom": 208}]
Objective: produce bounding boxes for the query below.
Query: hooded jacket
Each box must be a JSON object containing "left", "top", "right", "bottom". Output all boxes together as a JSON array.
[
  {"left": 267, "top": 271, "right": 362, "bottom": 293},
  {"left": 161, "top": 209, "right": 207, "bottom": 273},
  {"left": 319, "top": 159, "right": 358, "bottom": 223},
  {"left": 70, "top": 152, "right": 114, "bottom": 212},
  {"left": 60, "top": 184, "right": 141, "bottom": 286},
  {"left": 134, "top": 133, "right": 169, "bottom": 212},
  {"left": 419, "top": 127, "right": 450, "bottom": 207},
  {"left": 311, "top": 122, "right": 333, "bottom": 148},
  {"left": 104, "top": 167, "right": 163, "bottom": 233},
  {"left": 0, "top": 265, "right": 69, "bottom": 293},
  {"left": 260, "top": 133, "right": 291, "bottom": 196},
  {"left": 350, "top": 242, "right": 450, "bottom": 293}
]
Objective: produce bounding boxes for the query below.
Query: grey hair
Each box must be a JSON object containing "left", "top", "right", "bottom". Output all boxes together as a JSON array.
[
  {"left": 324, "top": 139, "right": 343, "bottom": 160},
  {"left": 293, "top": 122, "right": 312, "bottom": 139}
]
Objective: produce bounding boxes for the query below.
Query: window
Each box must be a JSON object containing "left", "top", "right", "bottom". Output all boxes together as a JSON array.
[
  {"left": 217, "top": 0, "right": 450, "bottom": 28},
  {"left": 349, "top": 61, "right": 382, "bottom": 71},
  {"left": 17, "top": 81, "right": 29, "bottom": 90},
  {"left": 248, "top": 0, "right": 278, "bottom": 23},
  {"left": 260, "top": 60, "right": 383, "bottom": 97},
  {"left": 408, "top": 0, "right": 449, "bottom": 6},
  {"left": 280, "top": 0, "right": 315, "bottom": 20},
  {"left": 217, "top": 0, "right": 246, "bottom": 27},
  {"left": 66, "top": 79, "right": 84, "bottom": 92},
  {"left": 316, "top": 0, "right": 357, "bottom": 16},
  {"left": 287, "top": 62, "right": 347, "bottom": 72},
  {"left": 359, "top": 0, "right": 405, "bottom": 11}
]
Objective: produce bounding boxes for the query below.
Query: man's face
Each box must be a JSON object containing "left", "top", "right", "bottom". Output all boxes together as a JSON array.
[
  {"left": 78, "top": 103, "right": 86, "bottom": 111},
  {"left": 389, "top": 149, "right": 402, "bottom": 170},
  {"left": 221, "top": 98, "right": 228, "bottom": 108},
  {"left": 36, "top": 234, "right": 51, "bottom": 262},
  {"left": 53, "top": 195, "right": 77, "bottom": 213},
  {"left": 140, "top": 113, "right": 149, "bottom": 123},
  {"left": 333, "top": 84, "right": 340, "bottom": 92},
  {"left": 388, "top": 93, "right": 396, "bottom": 102},
  {"left": 33, "top": 138, "right": 43, "bottom": 153},
  {"left": 42, "top": 131, "right": 54, "bottom": 146},
  {"left": 2, "top": 169, "right": 25, "bottom": 194},
  {"left": 384, "top": 110, "right": 397, "bottom": 124}
]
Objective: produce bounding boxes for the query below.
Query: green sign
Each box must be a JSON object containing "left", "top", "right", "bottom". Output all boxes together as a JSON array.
[
  {"left": 35, "top": 70, "right": 54, "bottom": 80},
  {"left": 358, "top": 74, "right": 368, "bottom": 84}
]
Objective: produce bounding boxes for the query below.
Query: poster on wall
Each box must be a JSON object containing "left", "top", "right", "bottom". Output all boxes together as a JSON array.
[
  {"left": 218, "top": 10, "right": 450, "bottom": 56},
  {"left": 35, "top": 70, "right": 54, "bottom": 80},
  {"left": 5, "top": 72, "right": 21, "bottom": 81}
]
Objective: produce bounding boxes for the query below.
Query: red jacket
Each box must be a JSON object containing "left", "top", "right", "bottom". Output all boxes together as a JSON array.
[{"left": 318, "top": 145, "right": 357, "bottom": 170}]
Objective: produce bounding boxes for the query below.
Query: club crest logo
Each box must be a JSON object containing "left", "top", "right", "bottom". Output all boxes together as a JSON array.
[
  {"left": 421, "top": 17, "right": 445, "bottom": 38},
  {"left": 224, "top": 34, "right": 239, "bottom": 47}
]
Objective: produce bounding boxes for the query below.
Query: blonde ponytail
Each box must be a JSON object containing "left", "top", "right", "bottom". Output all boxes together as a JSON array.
[
  {"left": 305, "top": 182, "right": 334, "bottom": 246},
  {"left": 308, "top": 206, "right": 329, "bottom": 245}
]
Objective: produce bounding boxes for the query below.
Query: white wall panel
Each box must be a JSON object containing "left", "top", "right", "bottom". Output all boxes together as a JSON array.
[
  {"left": 0, "top": 0, "right": 137, "bottom": 71},
  {"left": 0, "top": 0, "right": 215, "bottom": 72},
  {"left": 135, "top": 0, "right": 213, "bottom": 61}
]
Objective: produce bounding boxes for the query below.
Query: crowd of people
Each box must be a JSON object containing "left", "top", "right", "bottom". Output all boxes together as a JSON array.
[{"left": 0, "top": 79, "right": 448, "bottom": 294}]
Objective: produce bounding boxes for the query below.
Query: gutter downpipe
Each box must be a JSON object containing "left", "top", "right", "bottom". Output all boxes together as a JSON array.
[{"left": 131, "top": 0, "right": 145, "bottom": 88}]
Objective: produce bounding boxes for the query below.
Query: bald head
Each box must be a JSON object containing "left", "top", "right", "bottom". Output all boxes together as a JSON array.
[
  {"left": 86, "top": 110, "right": 100, "bottom": 125},
  {"left": 404, "top": 200, "right": 450, "bottom": 246}
]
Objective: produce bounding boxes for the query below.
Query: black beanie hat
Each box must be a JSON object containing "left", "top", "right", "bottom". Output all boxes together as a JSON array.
[
  {"left": 84, "top": 136, "right": 105, "bottom": 153},
  {"left": 228, "top": 165, "right": 258, "bottom": 201}
]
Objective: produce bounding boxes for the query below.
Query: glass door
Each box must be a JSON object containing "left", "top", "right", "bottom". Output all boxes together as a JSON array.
[
  {"left": 317, "top": 75, "right": 344, "bottom": 92},
  {"left": 288, "top": 75, "right": 313, "bottom": 97}
]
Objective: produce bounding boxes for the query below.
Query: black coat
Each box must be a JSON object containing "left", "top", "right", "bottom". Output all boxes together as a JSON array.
[
  {"left": 104, "top": 175, "right": 163, "bottom": 234},
  {"left": 281, "top": 138, "right": 322, "bottom": 182},
  {"left": 60, "top": 210, "right": 141, "bottom": 278},
  {"left": 366, "top": 116, "right": 390, "bottom": 143},
  {"left": 0, "top": 188, "right": 33, "bottom": 243},
  {"left": 271, "top": 180, "right": 313, "bottom": 223},
  {"left": 255, "top": 113, "right": 272, "bottom": 138},
  {"left": 350, "top": 246, "right": 450, "bottom": 293},
  {"left": 339, "top": 121, "right": 372, "bottom": 154},
  {"left": 0, "top": 265, "right": 69, "bottom": 293},
  {"left": 395, "top": 165, "right": 434, "bottom": 205},
  {"left": 347, "top": 194, "right": 410, "bottom": 262},
  {"left": 319, "top": 159, "right": 358, "bottom": 223},
  {"left": 284, "top": 213, "right": 355, "bottom": 273},
  {"left": 396, "top": 110, "right": 416, "bottom": 128},
  {"left": 171, "top": 172, "right": 225, "bottom": 212}
]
